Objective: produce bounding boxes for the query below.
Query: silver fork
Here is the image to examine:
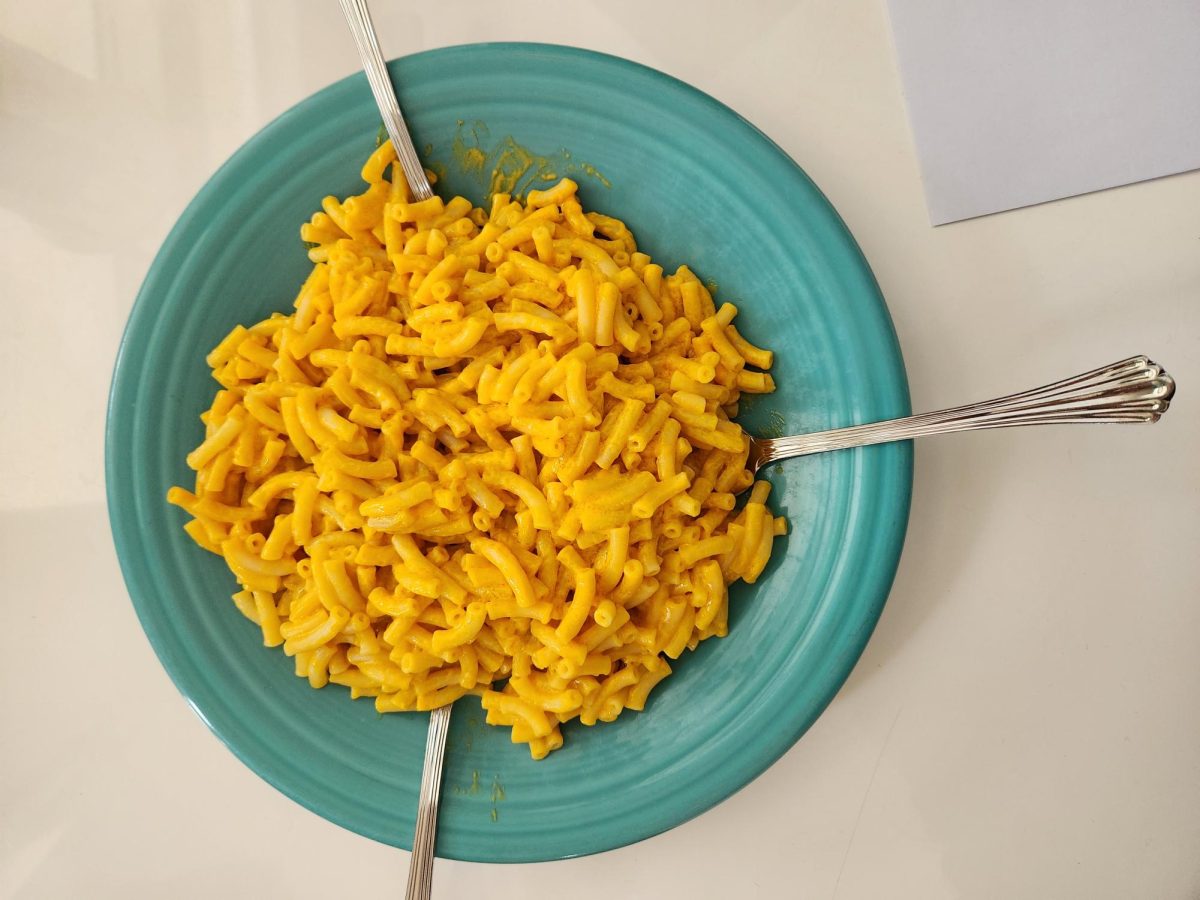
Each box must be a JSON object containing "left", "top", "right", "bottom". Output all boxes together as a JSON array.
[
  {"left": 336, "top": 2, "right": 447, "bottom": 899},
  {"left": 747, "top": 356, "right": 1174, "bottom": 473}
]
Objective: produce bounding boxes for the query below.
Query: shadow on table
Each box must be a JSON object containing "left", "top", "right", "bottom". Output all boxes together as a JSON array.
[{"left": 838, "top": 427, "right": 1009, "bottom": 697}]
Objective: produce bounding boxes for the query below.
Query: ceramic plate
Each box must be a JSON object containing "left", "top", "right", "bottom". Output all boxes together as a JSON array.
[{"left": 107, "top": 43, "right": 911, "bottom": 862}]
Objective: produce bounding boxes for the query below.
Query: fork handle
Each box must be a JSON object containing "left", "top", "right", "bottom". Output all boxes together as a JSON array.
[
  {"left": 752, "top": 356, "right": 1175, "bottom": 466},
  {"left": 405, "top": 704, "right": 452, "bottom": 900},
  {"left": 338, "top": 0, "right": 434, "bottom": 201}
]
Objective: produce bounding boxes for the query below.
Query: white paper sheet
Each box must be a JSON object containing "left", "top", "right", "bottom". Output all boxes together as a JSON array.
[{"left": 887, "top": 0, "right": 1200, "bottom": 224}]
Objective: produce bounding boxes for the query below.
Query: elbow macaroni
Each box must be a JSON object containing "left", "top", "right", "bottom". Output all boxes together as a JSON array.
[{"left": 169, "top": 140, "right": 784, "bottom": 759}]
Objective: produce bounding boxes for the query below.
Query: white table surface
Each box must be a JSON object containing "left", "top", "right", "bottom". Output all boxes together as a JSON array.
[{"left": 3, "top": 2, "right": 1198, "bottom": 898}]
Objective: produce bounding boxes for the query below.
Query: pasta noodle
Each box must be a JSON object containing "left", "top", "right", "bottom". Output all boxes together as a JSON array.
[{"left": 168, "top": 140, "right": 784, "bottom": 758}]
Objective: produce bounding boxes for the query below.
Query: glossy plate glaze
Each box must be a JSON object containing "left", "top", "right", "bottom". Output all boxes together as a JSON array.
[{"left": 106, "top": 43, "right": 911, "bottom": 862}]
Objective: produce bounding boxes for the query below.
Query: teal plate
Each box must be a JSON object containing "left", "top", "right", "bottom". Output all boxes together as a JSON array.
[{"left": 106, "top": 43, "right": 911, "bottom": 862}]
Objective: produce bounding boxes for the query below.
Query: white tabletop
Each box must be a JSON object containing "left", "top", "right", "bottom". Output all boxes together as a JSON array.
[{"left": 3, "top": 2, "right": 1198, "bottom": 898}]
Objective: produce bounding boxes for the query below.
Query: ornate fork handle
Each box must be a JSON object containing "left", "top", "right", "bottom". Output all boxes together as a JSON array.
[{"left": 750, "top": 356, "right": 1175, "bottom": 471}]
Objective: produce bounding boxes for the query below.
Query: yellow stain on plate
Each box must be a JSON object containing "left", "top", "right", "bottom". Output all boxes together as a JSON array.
[
  {"left": 763, "top": 410, "right": 787, "bottom": 439},
  {"left": 451, "top": 768, "right": 482, "bottom": 797},
  {"left": 489, "top": 773, "right": 506, "bottom": 822},
  {"left": 578, "top": 162, "right": 611, "bottom": 188},
  {"left": 450, "top": 120, "right": 610, "bottom": 200}
]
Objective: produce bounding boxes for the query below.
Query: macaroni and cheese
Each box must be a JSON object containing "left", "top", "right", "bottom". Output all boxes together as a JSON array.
[{"left": 169, "top": 140, "right": 785, "bottom": 758}]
